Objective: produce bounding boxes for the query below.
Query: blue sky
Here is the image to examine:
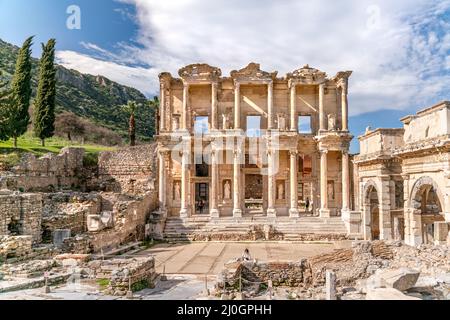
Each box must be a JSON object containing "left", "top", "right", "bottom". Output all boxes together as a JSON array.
[{"left": 0, "top": 0, "right": 449, "bottom": 153}]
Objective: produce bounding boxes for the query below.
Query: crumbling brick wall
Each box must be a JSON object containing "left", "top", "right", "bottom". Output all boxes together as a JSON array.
[
  {"left": 2, "top": 148, "right": 86, "bottom": 192},
  {"left": 96, "top": 144, "right": 158, "bottom": 195},
  {"left": 0, "top": 192, "right": 43, "bottom": 243}
]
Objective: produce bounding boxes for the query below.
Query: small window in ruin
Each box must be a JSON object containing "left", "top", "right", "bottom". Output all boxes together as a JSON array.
[
  {"left": 298, "top": 116, "right": 312, "bottom": 134},
  {"left": 194, "top": 116, "right": 209, "bottom": 135},
  {"left": 7, "top": 218, "right": 20, "bottom": 235},
  {"left": 247, "top": 116, "right": 261, "bottom": 137}
]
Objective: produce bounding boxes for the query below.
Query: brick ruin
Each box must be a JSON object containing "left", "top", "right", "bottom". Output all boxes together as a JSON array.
[{"left": 0, "top": 145, "right": 158, "bottom": 262}]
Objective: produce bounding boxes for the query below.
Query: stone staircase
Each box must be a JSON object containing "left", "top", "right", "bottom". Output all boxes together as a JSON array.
[{"left": 163, "top": 216, "right": 349, "bottom": 242}]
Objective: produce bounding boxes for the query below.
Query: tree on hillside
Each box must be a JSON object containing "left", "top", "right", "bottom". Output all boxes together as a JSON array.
[
  {"left": 148, "top": 96, "right": 159, "bottom": 137},
  {"left": 0, "top": 73, "right": 11, "bottom": 141},
  {"left": 55, "top": 112, "right": 85, "bottom": 141},
  {"left": 33, "top": 39, "right": 56, "bottom": 147},
  {"left": 9, "top": 36, "right": 34, "bottom": 148},
  {"left": 122, "top": 101, "right": 139, "bottom": 146}
]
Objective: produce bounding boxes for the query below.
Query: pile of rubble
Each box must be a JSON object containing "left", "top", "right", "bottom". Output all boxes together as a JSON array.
[{"left": 214, "top": 241, "right": 450, "bottom": 300}]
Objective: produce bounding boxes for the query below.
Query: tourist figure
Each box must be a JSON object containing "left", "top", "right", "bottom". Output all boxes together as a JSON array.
[
  {"left": 305, "top": 197, "right": 310, "bottom": 212},
  {"left": 198, "top": 199, "right": 205, "bottom": 214},
  {"left": 242, "top": 248, "right": 251, "bottom": 262}
]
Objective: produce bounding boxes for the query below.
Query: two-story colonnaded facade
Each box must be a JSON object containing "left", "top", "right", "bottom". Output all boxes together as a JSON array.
[{"left": 155, "top": 63, "right": 355, "bottom": 226}]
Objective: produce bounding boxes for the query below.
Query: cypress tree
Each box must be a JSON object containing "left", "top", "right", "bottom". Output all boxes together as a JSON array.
[
  {"left": 122, "top": 101, "right": 138, "bottom": 146},
  {"left": 9, "top": 36, "right": 34, "bottom": 148},
  {"left": 34, "top": 39, "right": 56, "bottom": 147},
  {"left": 0, "top": 73, "right": 11, "bottom": 141}
]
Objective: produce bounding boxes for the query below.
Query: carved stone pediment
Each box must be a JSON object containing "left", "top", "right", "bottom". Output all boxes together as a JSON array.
[
  {"left": 287, "top": 65, "right": 327, "bottom": 84},
  {"left": 178, "top": 64, "right": 222, "bottom": 81},
  {"left": 333, "top": 71, "right": 353, "bottom": 87},
  {"left": 230, "top": 63, "right": 277, "bottom": 82}
]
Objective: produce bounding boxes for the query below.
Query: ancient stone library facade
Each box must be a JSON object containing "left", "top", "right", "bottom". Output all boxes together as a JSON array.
[{"left": 155, "top": 63, "right": 450, "bottom": 246}]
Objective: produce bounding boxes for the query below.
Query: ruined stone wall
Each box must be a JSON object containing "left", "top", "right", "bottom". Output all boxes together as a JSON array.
[
  {"left": 1, "top": 148, "right": 85, "bottom": 192},
  {"left": 41, "top": 193, "right": 102, "bottom": 240},
  {"left": 96, "top": 144, "right": 158, "bottom": 195},
  {"left": 0, "top": 192, "right": 43, "bottom": 243}
]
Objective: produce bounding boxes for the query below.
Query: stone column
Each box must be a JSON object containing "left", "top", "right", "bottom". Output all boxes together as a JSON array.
[
  {"left": 180, "top": 150, "right": 190, "bottom": 218},
  {"left": 234, "top": 82, "right": 241, "bottom": 129},
  {"left": 319, "top": 83, "right": 326, "bottom": 132},
  {"left": 341, "top": 151, "right": 350, "bottom": 212},
  {"left": 268, "top": 81, "right": 274, "bottom": 130},
  {"left": 182, "top": 83, "right": 189, "bottom": 130},
  {"left": 158, "top": 150, "right": 167, "bottom": 216},
  {"left": 341, "top": 83, "right": 349, "bottom": 131},
  {"left": 210, "top": 149, "right": 219, "bottom": 218},
  {"left": 211, "top": 82, "right": 218, "bottom": 130},
  {"left": 267, "top": 149, "right": 277, "bottom": 218},
  {"left": 290, "top": 82, "right": 297, "bottom": 131},
  {"left": 160, "top": 83, "right": 166, "bottom": 132},
  {"left": 289, "top": 150, "right": 299, "bottom": 218},
  {"left": 319, "top": 150, "right": 330, "bottom": 218},
  {"left": 379, "top": 177, "right": 392, "bottom": 240},
  {"left": 233, "top": 148, "right": 242, "bottom": 217}
]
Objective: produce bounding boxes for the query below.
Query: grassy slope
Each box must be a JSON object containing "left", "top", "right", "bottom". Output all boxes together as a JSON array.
[{"left": 0, "top": 133, "right": 115, "bottom": 167}]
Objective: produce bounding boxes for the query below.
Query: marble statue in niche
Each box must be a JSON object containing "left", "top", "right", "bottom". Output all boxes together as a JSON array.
[
  {"left": 277, "top": 113, "right": 287, "bottom": 130},
  {"left": 328, "top": 113, "right": 336, "bottom": 131},
  {"left": 278, "top": 182, "right": 285, "bottom": 200},
  {"left": 222, "top": 113, "right": 231, "bottom": 130},
  {"left": 224, "top": 180, "right": 231, "bottom": 200},
  {"left": 174, "top": 182, "right": 181, "bottom": 200}
]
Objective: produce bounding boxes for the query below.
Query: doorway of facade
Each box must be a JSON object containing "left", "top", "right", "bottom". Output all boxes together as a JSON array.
[
  {"left": 244, "top": 174, "right": 263, "bottom": 215},
  {"left": 195, "top": 183, "right": 209, "bottom": 215}
]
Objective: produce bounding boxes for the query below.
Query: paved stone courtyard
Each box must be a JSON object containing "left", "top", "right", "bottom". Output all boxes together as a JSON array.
[{"left": 130, "top": 242, "right": 342, "bottom": 275}]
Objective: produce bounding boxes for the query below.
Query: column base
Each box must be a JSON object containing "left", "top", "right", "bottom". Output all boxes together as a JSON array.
[
  {"left": 289, "top": 208, "right": 299, "bottom": 218},
  {"left": 267, "top": 208, "right": 277, "bottom": 218},
  {"left": 319, "top": 209, "right": 331, "bottom": 218},
  {"left": 210, "top": 209, "right": 220, "bottom": 219},
  {"left": 180, "top": 208, "right": 190, "bottom": 219},
  {"left": 233, "top": 209, "right": 242, "bottom": 218}
]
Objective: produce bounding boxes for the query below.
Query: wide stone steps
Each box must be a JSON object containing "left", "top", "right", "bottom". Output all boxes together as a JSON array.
[{"left": 163, "top": 216, "right": 349, "bottom": 241}]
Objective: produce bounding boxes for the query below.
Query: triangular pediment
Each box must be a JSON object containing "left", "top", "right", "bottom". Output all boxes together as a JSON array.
[{"left": 230, "top": 63, "right": 277, "bottom": 81}]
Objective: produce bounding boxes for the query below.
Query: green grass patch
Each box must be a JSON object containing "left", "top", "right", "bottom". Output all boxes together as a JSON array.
[
  {"left": 131, "top": 279, "right": 150, "bottom": 292},
  {"left": 0, "top": 133, "right": 115, "bottom": 168},
  {"left": 96, "top": 278, "right": 110, "bottom": 289}
]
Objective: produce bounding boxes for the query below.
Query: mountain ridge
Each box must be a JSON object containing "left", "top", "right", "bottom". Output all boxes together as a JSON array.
[{"left": 0, "top": 38, "right": 155, "bottom": 141}]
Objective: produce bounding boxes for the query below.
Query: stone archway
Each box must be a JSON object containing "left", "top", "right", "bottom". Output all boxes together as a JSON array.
[
  {"left": 408, "top": 176, "right": 445, "bottom": 245},
  {"left": 362, "top": 180, "right": 380, "bottom": 240}
]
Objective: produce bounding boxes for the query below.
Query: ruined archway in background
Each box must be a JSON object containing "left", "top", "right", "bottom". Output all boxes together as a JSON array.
[
  {"left": 362, "top": 180, "right": 380, "bottom": 240},
  {"left": 409, "top": 176, "right": 444, "bottom": 244}
]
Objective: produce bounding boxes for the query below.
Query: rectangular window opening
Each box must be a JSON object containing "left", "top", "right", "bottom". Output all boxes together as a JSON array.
[
  {"left": 298, "top": 115, "right": 312, "bottom": 134},
  {"left": 194, "top": 116, "right": 209, "bottom": 135},
  {"left": 247, "top": 116, "right": 261, "bottom": 137}
]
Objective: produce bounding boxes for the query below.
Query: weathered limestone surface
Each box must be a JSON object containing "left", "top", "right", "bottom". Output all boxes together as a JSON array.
[{"left": 365, "top": 288, "right": 421, "bottom": 300}]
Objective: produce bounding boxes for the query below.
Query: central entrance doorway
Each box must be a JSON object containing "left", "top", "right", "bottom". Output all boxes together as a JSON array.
[
  {"left": 195, "top": 183, "right": 209, "bottom": 215},
  {"left": 244, "top": 174, "right": 264, "bottom": 215}
]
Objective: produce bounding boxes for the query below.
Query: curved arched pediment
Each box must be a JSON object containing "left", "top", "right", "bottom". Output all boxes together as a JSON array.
[
  {"left": 178, "top": 64, "right": 222, "bottom": 81},
  {"left": 409, "top": 176, "right": 444, "bottom": 212},
  {"left": 230, "top": 62, "right": 277, "bottom": 82},
  {"left": 287, "top": 65, "right": 327, "bottom": 84}
]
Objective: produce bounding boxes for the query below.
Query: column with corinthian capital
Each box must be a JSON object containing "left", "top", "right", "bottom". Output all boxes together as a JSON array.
[
  {"left": 267, "top": 149, "right": 277, "bottom": 218},
  {"left": 341, "top": 82, "right": 349, "bottom": 132},
  {"left": 319, "top": 149, "right": 331, "bottom": 218},
  {"left": 180, "top": 150, "right": 190, "bottom": 218},
  {"left": 234, "top": 82, "right": 241, "bottom": 129},
  {"left": 210, "top": 149, "right": 220, "bottom": 218},
  {"left": 158, "top": 149, "right": 168, "bottom": 216},
  {"left": 233, "top": 148, "right": 242, "bottom": 217},
  {"left": 268, "top": 81, "right": 274, "bottom": 130},
  {"left": 290, "top": 81, "right": 297, "bottom": 131},
  {"left": 211, "top": 82, "right": 218, "bottom": 130},
  {"left": 289, "top": 150, "right": 299, "bottom": 218},
  {"left": 182, "top": 82, "right": 189, "bottom": 131}
]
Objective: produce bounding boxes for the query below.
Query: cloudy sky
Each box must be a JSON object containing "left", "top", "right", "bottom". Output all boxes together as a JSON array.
[{"left": 0, "top": 0, "right": 449, "bottom": 152}]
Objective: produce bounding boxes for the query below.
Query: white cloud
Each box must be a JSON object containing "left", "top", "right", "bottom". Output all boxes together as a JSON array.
[{"left": 57, "top": 0, "right": 450, "bottom": 115}]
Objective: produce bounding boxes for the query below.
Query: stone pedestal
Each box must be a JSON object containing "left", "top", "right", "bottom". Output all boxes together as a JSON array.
[{"left": 320, "top": 209, "right": 331, "bottom": 219}]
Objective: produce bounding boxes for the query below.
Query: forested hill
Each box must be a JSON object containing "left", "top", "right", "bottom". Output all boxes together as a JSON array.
[{"left": 0, "top": 38, "right": 155, "bottom": 141}]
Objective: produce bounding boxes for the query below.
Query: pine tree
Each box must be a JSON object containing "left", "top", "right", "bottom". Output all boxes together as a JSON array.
[
  {"left": 9, "top": 36, "right": 34, "bottom": 148},
  {"left": 33, "top": 39, "right": 56, "bottom": 147},
  {"left": 122, "top": 101, "right": 138, "bottom": 146}
]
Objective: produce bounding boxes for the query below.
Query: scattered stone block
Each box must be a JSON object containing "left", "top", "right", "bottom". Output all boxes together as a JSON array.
[
  {"left": 378, "top": 268, "right": 420, "bottom": 291},
  {"left": 366, "top": 288, "right": 421, "bottom": 300}
]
